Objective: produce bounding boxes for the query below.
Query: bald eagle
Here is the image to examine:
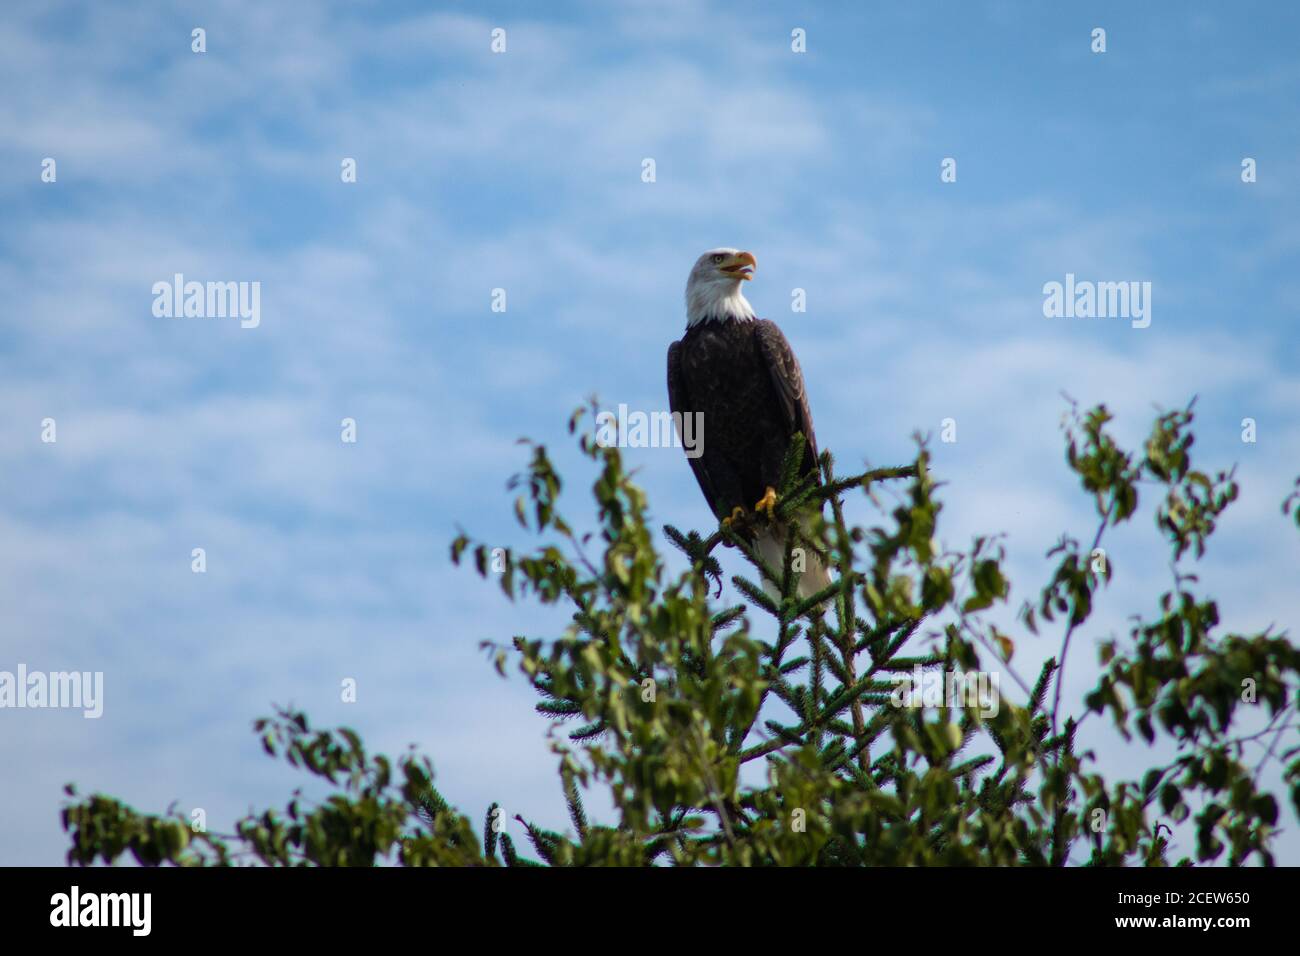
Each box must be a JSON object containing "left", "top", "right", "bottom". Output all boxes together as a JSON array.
[{"left": 667, "top": 248, "right": 831, "bottom": 600}]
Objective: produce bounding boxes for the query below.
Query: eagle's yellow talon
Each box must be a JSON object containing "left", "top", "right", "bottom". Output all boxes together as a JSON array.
[
  {"left": 755, "top": 486, "right": 778, "bottom": 519},
  {"left": 723, "top": 507, "right": 749, "bottom": 532}
]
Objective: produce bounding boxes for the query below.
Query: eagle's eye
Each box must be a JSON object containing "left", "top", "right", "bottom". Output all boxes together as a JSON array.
[{"left": 711, "top": 254, "right": 724, "bottom": 264}]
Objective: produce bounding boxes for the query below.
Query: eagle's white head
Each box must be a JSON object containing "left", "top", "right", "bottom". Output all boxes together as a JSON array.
[{"left": 685, "top": 248, "right": 757, "bottom": 327}]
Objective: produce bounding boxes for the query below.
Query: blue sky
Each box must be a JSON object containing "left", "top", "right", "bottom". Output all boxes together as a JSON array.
[{"left": 2, "top": 0, "right": 1298, "bottom": 864}]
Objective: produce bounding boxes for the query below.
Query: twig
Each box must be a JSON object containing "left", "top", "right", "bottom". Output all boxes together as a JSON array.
[{"left": 1050, "top": 506, "right": 1111, "bottom": 744}]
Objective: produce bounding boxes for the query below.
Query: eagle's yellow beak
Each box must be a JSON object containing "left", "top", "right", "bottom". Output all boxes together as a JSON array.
[{"left": 719, "top": 250, "right": 757, "bottom": 280}]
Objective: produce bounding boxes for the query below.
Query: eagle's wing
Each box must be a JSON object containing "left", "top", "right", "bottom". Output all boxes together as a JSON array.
[
  {"left": 754, "top": 319, "right": 820, "bottom": 477},
  {"left": 667, "top": 339, "right": 720, "bottom": 518}
]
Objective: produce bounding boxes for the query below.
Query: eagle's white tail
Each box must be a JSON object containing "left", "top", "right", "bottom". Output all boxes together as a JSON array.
[{"left": 755, "top": 520, "right": 833, "bottom": 604}]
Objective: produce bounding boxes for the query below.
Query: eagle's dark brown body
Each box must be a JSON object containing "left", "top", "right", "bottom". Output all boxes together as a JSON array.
[{"left": 666, "top": 317, "right": 820, "bottom": 522}]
